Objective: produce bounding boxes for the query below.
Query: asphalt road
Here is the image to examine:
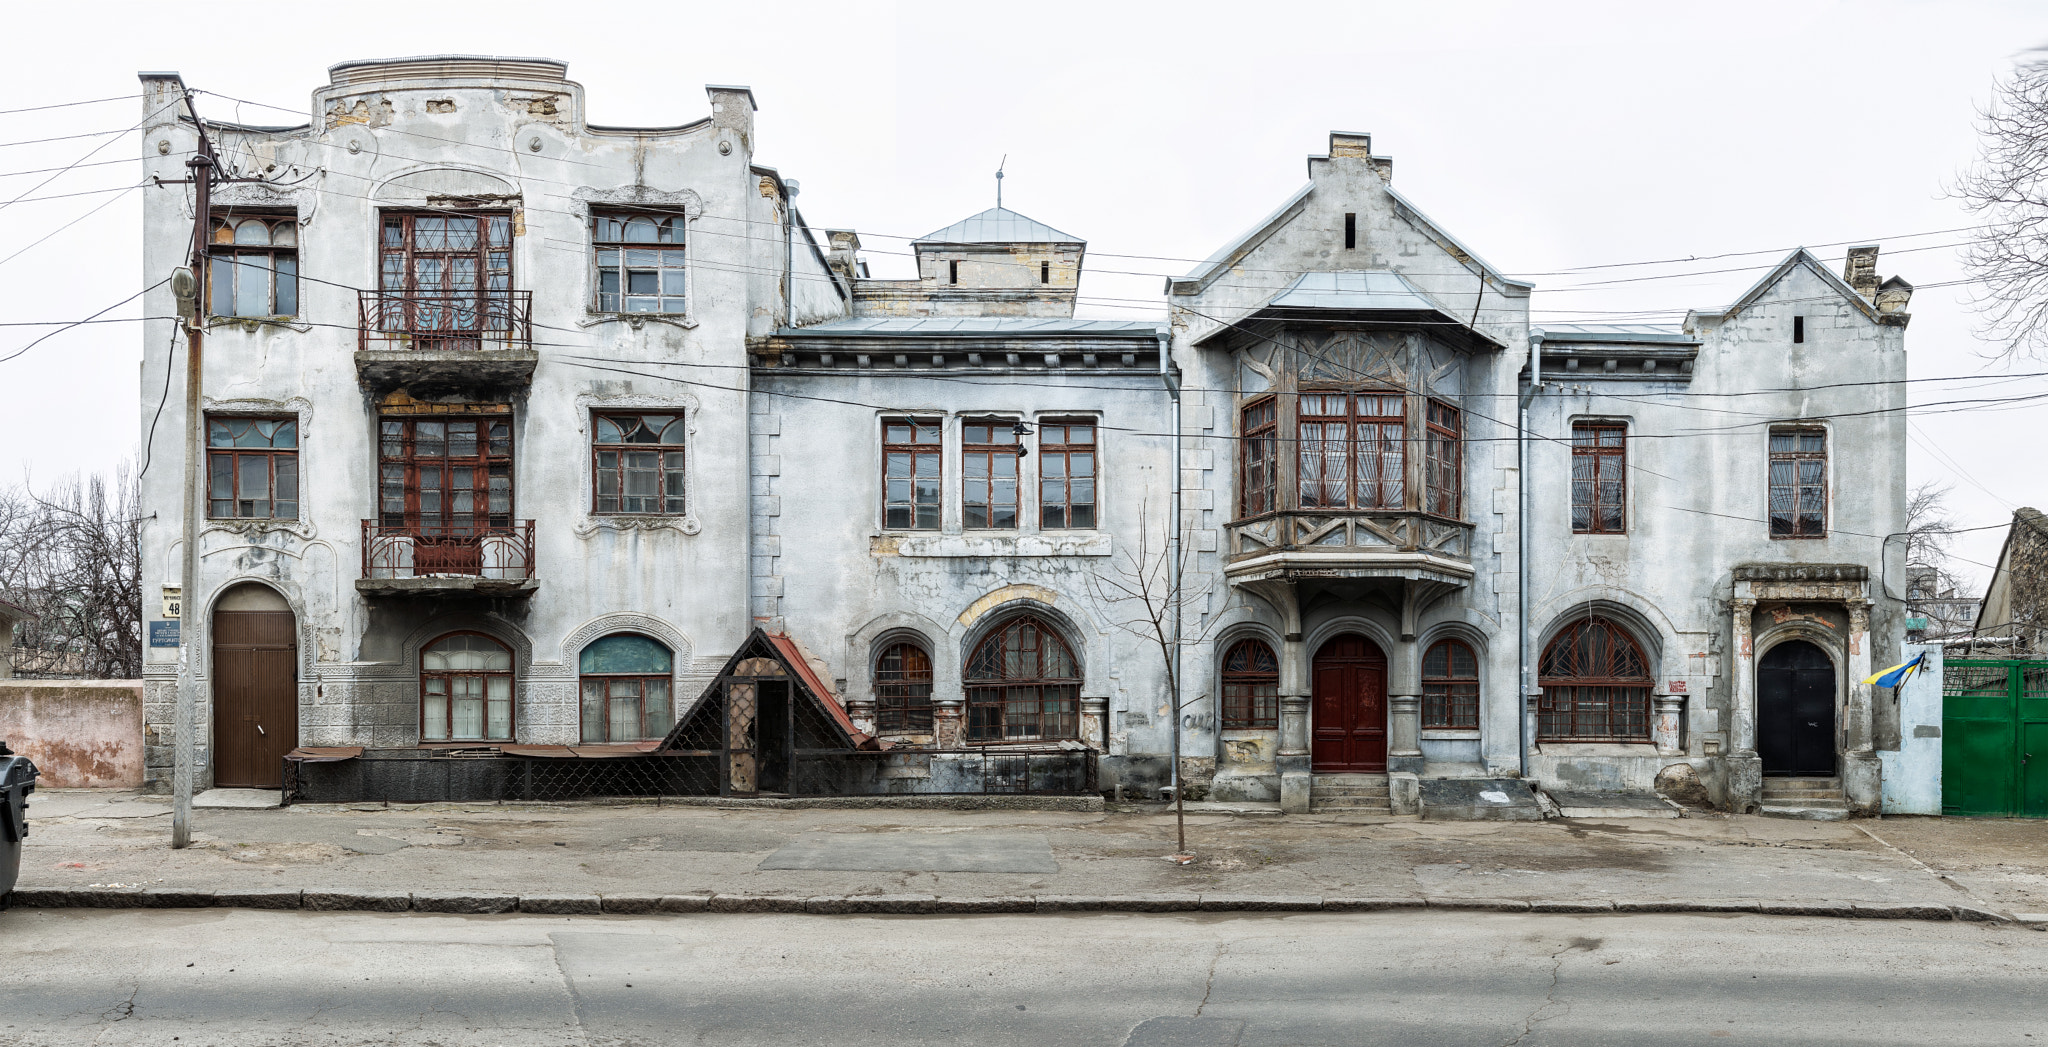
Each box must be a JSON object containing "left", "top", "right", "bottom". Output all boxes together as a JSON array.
[{"left": 1, "top": 909, "right": 2043, "bottom": 1046}]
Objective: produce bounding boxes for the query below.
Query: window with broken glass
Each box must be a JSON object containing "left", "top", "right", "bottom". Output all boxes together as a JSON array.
[
  {"left": 1038, "top": 419, "right": 1096, "bottom": 529},
  {"left": 882, "top": 418, "right": 942, "bottom": 530},
  {"left": 1571, "top": 423, "right": 1627, "bottom": 534},
  {"left": 874, "top": 641, "right": 934, "bottom": 733},
  {"left": 592, "top": 211, "right": 687, "bottom": 314},
  {"left": 578, "top": 633, "right": 673, "bottom": 743},
  {"left": 592, "top": 413, "right": 685, "bottom": 514},
  {"left": 208, "top": 212, "right": 297, "bottom": 318},
  {"left": 1768, "top": 427, "right": 1827, "bottom": 539},
  {"left": 206, "top": 416, "right": 298, "bottom": 519}
]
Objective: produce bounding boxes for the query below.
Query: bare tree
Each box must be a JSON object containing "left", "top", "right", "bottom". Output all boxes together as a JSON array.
[
  {"left": 0, "top": 467, "right": 142, "bottom": 679},
  {"left": 1902, "top": 482, "right": 1976, "bottom": 638},
  {"left": 1957, "top": 57, "right": 2048, "bottom": 361}
]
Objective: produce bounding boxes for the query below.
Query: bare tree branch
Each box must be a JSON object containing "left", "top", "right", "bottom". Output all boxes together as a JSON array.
[
  {"left": 0, "top": 465, "right": 142, "bottom": 679},
  {"left": 1956, "top": 59, "right": 2048, "bottom": 361}
]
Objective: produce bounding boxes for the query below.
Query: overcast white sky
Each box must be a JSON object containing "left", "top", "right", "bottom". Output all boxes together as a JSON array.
[{"left": 1, "top": 0, "right": 2043, "bottom": 587}]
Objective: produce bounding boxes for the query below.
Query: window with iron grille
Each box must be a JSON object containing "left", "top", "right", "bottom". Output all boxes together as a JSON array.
[
  {"left": 1537, "top": 617, "right": 1652, "bottom": 742},
  {"left": 1298, "top": 391, "right": 1404, "bottom": 509},
  {"left": 1221, "top": 638, "right": 1279, "bottom": 729},
  {"left": 962, "top": 418, "right": 1020, "bottom": 529},
  {"left": 882, "top": 418, "right": 942, "bottom": 530},
  {"left": 1038, "top": 419, "right": 1096, "bottom": 529},
  {"left": 965, "top": 616, "right": 1080, "bottom": 743},
  {"left": 1572, "top": 423, "right": 1627, "bottom": 534},
  {"left": 592, "top": 413, "right": 685, "bottom": 514},
  {"left": 206, "top": 416, "right": 297, "bottom": 519},
  {"left": 578, "top": 633, "right": 673, "bottom": 743},
  {"left": 1239, "top": 396, "right": 1277, "bottom": 517},
  {"left": 592, "top": 211, "right": 686, "bottom": 313},
  {"left": 1422, "top": 638, "right": 1480, "bottom": 729},
  {"left": 1424, "top": 399, "right": 1461, "bottom": 518},
  {"left": 421, "top": 632, "right": 514, "bottom": 742},
  {"left": 378, "top": 412, "right": 513, "bottom": 534},
  {"left": 208, "top": 212, "right": 297, "bottom": 318},
  {"left": 874, "top": 641, "right": 934, "bottom": 732},
  {"left": 1768, "top": 427, "right": 1827, "bottom": 538},
  {"left": 378, "top": 212, "right": 514, "bottom": 341}
]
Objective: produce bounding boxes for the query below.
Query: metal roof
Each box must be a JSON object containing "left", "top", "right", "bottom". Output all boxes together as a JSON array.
[
  {"left": 914, "top": 207, "right": 1082, "bottom": 245},
  {"left": 1533, "top": 323, "right": 1695, "bottom": 343},
  {"left": 1265, "top": 270, "right": 1453, "bottom": 313},
  {"left": 778, "top": 317, "right": 1163, "bottom": 338}
]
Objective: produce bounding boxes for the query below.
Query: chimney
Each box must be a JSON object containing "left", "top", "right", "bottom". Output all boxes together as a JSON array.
[
  {"left": 824, "top": 229, "right": 862, "bottom": 280},
  {"left": 1843, "top": 245, "right": 1880, "bottom": 300},
  {"left": 705, "top": 84, "right": 756, "bottom": 156},
  {"left": 1876, "top": 275, "right": 1913, "bottom": 316},
  {"left": 1327, "top": 131, "right": 1392, "bottom": 183}
]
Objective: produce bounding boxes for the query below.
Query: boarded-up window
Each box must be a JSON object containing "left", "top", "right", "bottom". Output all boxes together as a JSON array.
[
  {"left": 1572, "top": 423, "right": 1626, "bottom": 534},
  {"left": 1769, "top": 428, "right": 1826, "bottom": 538},
  {"left": 1221, "top": 639, "right": 1279, "bottom": 729},
  {"left": 882, "top": 418, "right": 942, "bottom": 530},
  {"left": 579, "top": 633, "right": 673, "bottom": 743},
  {"left": 1422, "top": 638, "right": 1479, "bottom": 729},
  {"left": 1038, "top": 419, "right": 1096, "bottom": 529},
  {"left": 207, "top": 416, "right": 297, "bottom": 519}
]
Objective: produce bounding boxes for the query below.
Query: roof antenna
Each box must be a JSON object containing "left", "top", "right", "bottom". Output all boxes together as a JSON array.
[{"left": 996, "top": 155, "right": 1006, "bottom": 210}]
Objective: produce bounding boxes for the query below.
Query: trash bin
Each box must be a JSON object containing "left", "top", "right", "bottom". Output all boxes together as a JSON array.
[{"left": 0, "top": 740, "right": 38, "bottom": 904}]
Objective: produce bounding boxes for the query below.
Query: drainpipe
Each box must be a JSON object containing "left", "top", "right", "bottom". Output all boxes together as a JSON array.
[
  {"left": 782, "top": 180, "right": 798, "bottom": 327},
  {"left": 1518, "top": 330, "right": 1545, "bottom": 778}
]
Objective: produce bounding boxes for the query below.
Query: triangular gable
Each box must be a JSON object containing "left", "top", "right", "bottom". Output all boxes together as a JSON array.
[
  {"left": 1692, "top": 249, "right": 1878, "bottom": 327},
  {"left": 658, "top": 628, "right": 875, "bottom": 753}
]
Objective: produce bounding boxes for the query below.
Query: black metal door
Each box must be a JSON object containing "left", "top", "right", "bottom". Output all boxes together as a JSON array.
[{"left": 1759, "top": 640, "right": 1836, "bottom": 776}]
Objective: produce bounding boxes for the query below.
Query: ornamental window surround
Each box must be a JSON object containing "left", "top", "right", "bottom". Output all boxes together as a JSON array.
[
  {"left": 578, "top": 633, "right": 674, "bottom": 743},
  {"left": 964, "top": 615, "right": 1081, "bottom": 743},
  {"left": 1536, "top": 617, "right": 1652, "bottom": 743},
  {"left": 591, "top": 210, "right": 687, "bottom": 314},
  {"left": 592, "top": 412, "right": 686, "bottom": 515},
  {"left": 1220, "top": 638, "right": 1279, "bottom": 729},
  {"left": 206, "top": 416, "right": 297, "bottom": 520},
  {"left": 207, "top": 212, "right": 297, "bottom": 319},
  {"left": 873, "top": 641, "right": 935, "bottom": 733},
  {"left": 421, "top": 632, "right": 515, "bottom": 743}
]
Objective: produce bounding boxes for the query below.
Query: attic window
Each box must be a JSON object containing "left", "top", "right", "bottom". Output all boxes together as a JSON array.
[
  {"left": 949, "top": 260, "right": 959, "bottom": 285},
  {"left": 1344, "top": 213, "right": 1357, "bottom": 250},
  {"left": 1793, "top": 316, "right": 1805, "bottom": 343},
  {"left": 1041, "top": 261, "right": 1050, "bottom": 284}
]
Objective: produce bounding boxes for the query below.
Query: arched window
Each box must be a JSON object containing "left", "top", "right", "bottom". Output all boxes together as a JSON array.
[
  {"left": 1537, "top": 617, "right": 1651, "bottom": 742},
  {"left": 964, "top": 616, "right": 1079, "bottom": 743},
  {"left": 1422, "top": 639, "right": 1480, "bottom": 729},
  {"left": 1221, "top": 639, "right": 1279, "bottom": 729},
  {"left": 421, "top": 633, "right": 514, "bottom": 742},
  {"left": 874, "top": 641, "right": 934, "bottom": 733},
  {"left": 578, "top": 634, "right": 674, "bottom": 743}
]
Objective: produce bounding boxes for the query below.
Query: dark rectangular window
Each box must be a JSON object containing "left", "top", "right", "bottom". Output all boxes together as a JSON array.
[
  {"left": 1424, "top": 400, "right": 1461, "bottom": 518},
  {"left": 949, "top": 259, "right": 959, "bottom": 285},
  {"left": 1041, "top": 261, "right": 1050, "bottom": 284},
  {"left": 1768, "top": 427, "right": 1827, "bottom": 538},
  {"left": 378, "top": 411, "right": 513, "bottom": 534},
  {"left": 874, "top": 642, "right": 934, "bottom": 733},
  {"left": 208, "top": 212, "right": 298, "bottom": 319},
  {"left": 882, "top": 418, "right": 942, "bottom": 530},
  {"left": 206, "top": 416, "right": 298, "bottom": 519},
  {"left": 1239, "top": 397, "right": 1278, "bottom": 517},
  {"left": 1344, "top": 212, "right": 1357, "bottom": 250},
  {"left": 1298, "top": 391, "right": 1403, "bottom": 509},
  {"left": 1793, "top": 315, "right": 1805, "bottom": 343},
  {"left": 592, "top": 210, "right": 687, "bottom": 314},
  {"left": 1571, "top": 423, "right": 1627, "bottom": 534},
  {"left": 1422, "top": 639, "right": 1480, "bottom": 729},
  {"left": 1038, "top": 419, "right": 1096, "bottom": 529},
  {"left": 592, "top": 412, "right": 685, "bottom": 514},
  {"left": 962, "top": 418, "right": 1020, "bottom": 529}
]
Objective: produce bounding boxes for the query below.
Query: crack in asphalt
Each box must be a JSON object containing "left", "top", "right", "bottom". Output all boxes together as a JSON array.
[
  {"left": 1193, "top": 939, "right": 1228, "bottom": 1017},
  {"left": 1500, "top": 938, "right": 1597, "bottom": 1047}
]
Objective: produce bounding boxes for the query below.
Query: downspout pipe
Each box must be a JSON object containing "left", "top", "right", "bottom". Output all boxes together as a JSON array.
[
  {"left": 1518, "top": 330, "right": 1545, "bottom": 778},
  {"left": 1159, "top": 329, "right": 1182, "bottom": 799}
]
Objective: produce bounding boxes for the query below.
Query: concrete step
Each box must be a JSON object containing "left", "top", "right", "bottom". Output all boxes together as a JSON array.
[
  {"left": 1311, "top": 784, "right": 1392, "bottom": 797},
  {"left": 1760, "top": 804, "right": 1851, "bottom": 821},
  {"left": 1310, "top": 801, "right": 1394, "bottom": 813},
  {"left": 1764, "top": 777, "right": 1841, "bottom": 790}
]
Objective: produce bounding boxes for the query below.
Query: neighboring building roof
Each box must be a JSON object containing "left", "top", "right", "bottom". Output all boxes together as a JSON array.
[
  {"left": 914, "top": 207, "right": 1082, "bottom": 245},
  {"left": 0, "top": 596, "right": 30, "bottom": 626},
  {"left": 1688, "top": 248, "right": 1877, "bottom": 327},
  {"left": 1534, "top": 323, "right": 1698, "bottom": 344},
  {"left": 778, "top": 317, "right": 1164, "bottom": 338}
]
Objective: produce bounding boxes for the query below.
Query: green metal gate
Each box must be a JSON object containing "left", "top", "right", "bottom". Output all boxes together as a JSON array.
[{"left": 1943, "top": 659, "right": 2048, "bottom": 818}]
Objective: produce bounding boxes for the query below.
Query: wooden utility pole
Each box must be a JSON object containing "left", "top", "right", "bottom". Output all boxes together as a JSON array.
[{"left": 170, "top": 89, "right": 213, "bottom": 849}]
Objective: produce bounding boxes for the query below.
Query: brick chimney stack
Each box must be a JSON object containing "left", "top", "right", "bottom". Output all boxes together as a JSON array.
[{"left": 1843, "top": 245, "right": 1880, "bottom": 300}]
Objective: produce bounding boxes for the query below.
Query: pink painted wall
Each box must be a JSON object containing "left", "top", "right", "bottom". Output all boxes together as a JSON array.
[{"left": 0, "top": 681, "right": 144, "bottom": 788}]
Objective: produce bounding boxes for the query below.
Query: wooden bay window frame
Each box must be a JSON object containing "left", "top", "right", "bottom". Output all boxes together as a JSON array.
[
  {"left": 1298, "top": 391, "right": 1404, "bottom": 510},
  {"left": 1239, "top": 396, "right": 1278, "bottom": 517},
  {"left": 1424, "top": 399, "right": 1462, "bottom": 518}
]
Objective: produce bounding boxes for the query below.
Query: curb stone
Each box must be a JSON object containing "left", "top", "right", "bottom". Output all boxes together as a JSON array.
[
  {"left": 1617, "top": 899, "right": 1759, "bottom": 913},
  {"left": 1851, "top": 903, "right": 1954, "bottom": 920},
  {"left": 1428, "top": 899, "right": 1531, "bottom": 913},
  {"left": 1201, "top": 894, "right": 1320, "bottom": 912},
  {"left": 304, "top": 890, "right": 411, "bottom": 913},
  {"left": 659, "top": 894, "right": 713, "bottom": 913},
  {"left": 806, "top": 895, "right": 940, "bottom": 915},
  {"left": 519, "top": 894, "right": 603, "bottom": 915},
  {"left": 213, "top": 888, "right": 303, "bottom": 910},
  {"left": 708, "top": 894, "right": 807, "bottom": 914},
  {"left": 1953, "top": 905, "right": 2011, "bottom": 923},
  {"left": 1759, "top": 901, "right": 1857, "bottom": 917},
  {"left": 925, "top": 896, "right": 1035, "bottom": 914},
  {"left": 1531, "top": 900, "right": 1614, "bottom": 913},
  {"left": 410, "top": 892, "right": 517, "bottom": 915},
  {"left": 1322, "top": 898, "right": 1426, "bottom": 912},
  {"left": 597, "top": 894, "right": 663, "bottom": 915}
]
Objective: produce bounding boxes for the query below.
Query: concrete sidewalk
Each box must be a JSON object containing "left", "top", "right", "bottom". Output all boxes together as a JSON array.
[{"left": 9, "top": 790, "right": 2047, "bottom": 922}]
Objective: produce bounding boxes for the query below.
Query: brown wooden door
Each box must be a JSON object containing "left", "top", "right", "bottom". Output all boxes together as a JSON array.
[
  {"left": 212, "top": 609, "right": 297, "bottom": 788},
  {"left": 1312, "top": 633, "right": 1388, "bottom": 772}
]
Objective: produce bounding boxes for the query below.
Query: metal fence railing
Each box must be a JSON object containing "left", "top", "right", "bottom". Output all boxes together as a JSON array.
[
  {"left": 361, "top": 520, "right": 535, "bottom": 582},
  {"left": 358, "top": 290, "right": 533, "bottom": 353}
]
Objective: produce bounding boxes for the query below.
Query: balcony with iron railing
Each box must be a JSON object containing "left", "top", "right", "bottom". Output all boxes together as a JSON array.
[
  {"left": 355, "top": 290, "right": 538, "bottom": 390},
  {"left": 357, "top": 519, "right": 538, "bottom": 597}
]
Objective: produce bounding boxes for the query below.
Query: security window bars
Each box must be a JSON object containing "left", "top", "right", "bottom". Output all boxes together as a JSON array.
[
  {"left": 578, "top": 634, "right": 674, "bottom": 743},
  {"left": 1769, "top": 428, "right": 1827, "bottom": 538},
  {"left": 1221, "top": 639, "right": 1279, "bottom": 729},
  {"left": 1298, "top": 391, "right": 1404, "bottom": 509},
  {"left": 592, "top": 413, "right": 685, "bottom": 514},
  {"left": 962, "top": 419, "right": 1020, "bottom": 529},
  {"left": 1240, "top": 397, "right": 1277, "bottom": 517},
  {"left": 378, "top": 413, "right": 513, "bottom": 535},
  {"left": 1572, "top": 423, "right": 1627, "bottom": 534},
  {"left": 1424, "top": 399, "right": 1462, "bottom": 518},
  {"left": 208, "top": 212, "right": 297, "bottom": 318},
  {"left": 882, "top": 418, "right": 942, "bottom": 530},
  {"left": 421, "top": 632, "right": 514, "bottom": 742},
  {"left": 1537, "top": 617, "right": 1652, "bottom": 742},
  {"left": 377, "top": 212, "right": 515, "bottom": 345},
  {"left": 965, "top": 616, "right": 1080, "bottom": 743},
  {"left": 206, "top": 417, "right": 298, "bottom": 520},
  {"left": 1422, "top": 638, "right": 1480, "bottom": 729},
  {"left": 874, "top": 641, "right": 935, "bottom": 733},
  {"left": 1039, "top": 419, "right": 1096, "bottom": 529},
  {"left": 592, "top": 211, "right": 687, "bottom": 313}
]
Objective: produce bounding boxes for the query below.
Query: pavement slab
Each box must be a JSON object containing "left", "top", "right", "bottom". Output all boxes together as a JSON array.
[{"left": 756, "top": 829, "right": 1060, "bottom": 873}]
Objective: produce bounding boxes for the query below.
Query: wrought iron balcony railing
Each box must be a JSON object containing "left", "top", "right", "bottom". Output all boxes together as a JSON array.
[
  {"left": 357, "top": 290, "right": 533, "bottom": 353},
  {"left": 361, "top": 520, "right": 535, "bottom": 585}
]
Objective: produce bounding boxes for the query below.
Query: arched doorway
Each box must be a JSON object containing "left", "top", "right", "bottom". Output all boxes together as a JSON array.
[
  {"left": 1758, "top": 640, "right": 1836, "bottom": 776},
  {"left": 1312, "top": 633, "right": 1387, "bottom": 772},
  {"left": 211, "top": 583, "right": 296, "bottom": 788}
]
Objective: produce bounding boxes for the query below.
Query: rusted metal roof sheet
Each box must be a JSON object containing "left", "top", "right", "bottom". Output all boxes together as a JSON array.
[
  {"left": 765, "top": 631, "right": 875, "bottom": 749},
  {"left": 283, "top": 746, "right": 363, "bottom": 762},
  {"left": 777, "top": 316, "right": 1163, "bottom": 338},
  {"left": 502, "top": 742, "right": 661, "bottom": 759}
]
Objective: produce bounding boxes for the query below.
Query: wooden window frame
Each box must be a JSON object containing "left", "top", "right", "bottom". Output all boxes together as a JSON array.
[
  {"left": 1422, "top": 638, "right": 1480, "bottom": 730},
  {"left": 1220, "top": 638, "right": 1279, "bottom": 729},
  {"left": 881, "top": 417, "right": 943, "bottom": 530},
  {"left": 420, "top": 631, "right": 515, "bottom": 744},
  {"left": 577, "top": 634, "right": 674, "bottom": 743},
  {"left": 1536, "top": 617, "right": 1652, "bottom": 743},
  {"left": 1239, "top": 396, "right": 1278, "bottom": 518},
  {"left": 1038, "top": 418, "right": 1097, "bottom": 530},
  {"left": 378, "top": 411, "right": 515, "bottom": 535},
  {"left": 591, "top": 412, "right": 686, "bottom": 515},
  {"left": 207, "top": 210, "right": 298, "bottom": 319},
  {"left": 206, "top": 415, "right": 298, "bottom": 520},
  {"left": 377, "top": 211, "right": 515, "bottom": 346},
  {"left": 1572, "top": 422, "right": 1628, "bottom": 535},
  {"left": 961, "top": 417, "right": 1021, "bottom": 530},
  {"left": 1424, "top": 399, "right": 1462, "bottom": 519},
  {"left": 874, "top": 641, "right": 935, "bottom": 733},
  {"left": 964, "top": 616, "right": 1081, "bottom": 743},
  {"left": 1298, "top": 390, "right": 1404, "bottom": 510},
  {"left": 1768, "top": 427, "right": 1827, "bottom": 539},
  {"left": 591, "top": 209, "right": 687, "bottom": 314}
]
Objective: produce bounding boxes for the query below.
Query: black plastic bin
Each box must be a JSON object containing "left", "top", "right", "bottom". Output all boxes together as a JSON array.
[{"left": 1, "top": 741, "right": 38, "bottom": 904}]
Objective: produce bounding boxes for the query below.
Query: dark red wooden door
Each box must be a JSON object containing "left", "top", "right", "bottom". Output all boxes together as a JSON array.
[
  {"left": 1312, "top": 633, "right": 1388, "bottom": 772},
  {"left": 212, "top": 609, "right": 297, "bottom": 788}
]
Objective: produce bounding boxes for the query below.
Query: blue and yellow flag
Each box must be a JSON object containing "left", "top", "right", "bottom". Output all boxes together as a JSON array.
[{"left": 1862, "top": 652, "right": 1926, "bottom": 689}]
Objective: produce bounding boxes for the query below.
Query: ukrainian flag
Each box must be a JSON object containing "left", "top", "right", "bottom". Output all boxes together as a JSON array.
[{"left": 1862, "top": 652, "right": 1926, "bottom": 689}]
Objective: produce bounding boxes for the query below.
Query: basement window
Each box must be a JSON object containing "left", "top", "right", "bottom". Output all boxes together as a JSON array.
[
  {"left": 592, "top": 210, "right": 687, "bottom": 314},
  {"left": 208, "top": 212, "right": 297, "bottom": 318}
]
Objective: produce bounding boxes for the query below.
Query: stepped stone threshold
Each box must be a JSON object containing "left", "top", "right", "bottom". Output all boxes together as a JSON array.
[
  {"left": 1309, "top": 773, "right": 1392, "bottom": 814},
  {"left": 1761, "top": 776, "right": 1851, "bottom": 821}
]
